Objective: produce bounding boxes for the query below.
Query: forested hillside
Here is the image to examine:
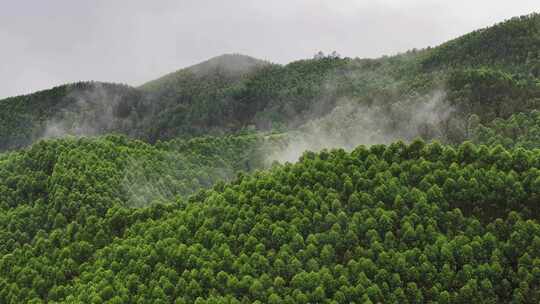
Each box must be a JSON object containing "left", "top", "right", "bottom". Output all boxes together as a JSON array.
[
  {"left": 1, "top": 12, "right": 540, "bottom": 304},
  {"left": 0, "top": 82, "right": 147, "bottom": 151},
  {"left": 1, "top": 137, "right": 539, "bottom": 303},
  {"left": 1, "top": 14, "right": 539, "bottom": 151},
  {"left": 421, "top": 14, "right": 540, "bottom": 74},
  {"left": 472, "top": 110, "right": 540, "bottom": 149}
]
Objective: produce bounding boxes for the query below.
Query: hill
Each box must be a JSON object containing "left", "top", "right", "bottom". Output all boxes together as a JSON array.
[
  {"left": 0, "top": 82, "right": 147, "bottom": 151},
  {"left": 1, "top": 13, "right": 540, "bottom": 303},
  {"left": 472, "top": 110, "right": 540, "bottom": 149},
  {"left": 0, "top": 137, "right": 539, "bottom": 302},
  {"left": 139, "top": 53, "right": 269, "bottom": 92},
  {"left": 0, "top": 14, "right": 539, "bottom": 151},
  {"left": 421, "top": 13, "right": 540, "bottom": 74}
]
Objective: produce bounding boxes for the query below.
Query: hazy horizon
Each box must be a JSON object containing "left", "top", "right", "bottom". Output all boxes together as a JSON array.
[{"left": 1, "top": 0, "right": 538, "bottom": 99}]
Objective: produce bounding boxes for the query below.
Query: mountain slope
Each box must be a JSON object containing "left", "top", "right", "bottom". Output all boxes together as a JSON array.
[
  {"left": 1, "top": 14, "right": 540, "bottom": 302},
  {"left": 0, "top": 82, "right": 147, "bottom": 151},
  {"left": 1, "top": 138, "right": 539, "bottom": 303},
  {"left": 421, "top": 13, "right": 540, "bottom": 74},
  {"left": 472, "top": 110, "right": 540, "bottom": 149},
  {"left": 139, "top": 53, "right": 269, "bottom": 93},
  {"left": 1, "top": 14, "right": 540, "bottom": 151}
]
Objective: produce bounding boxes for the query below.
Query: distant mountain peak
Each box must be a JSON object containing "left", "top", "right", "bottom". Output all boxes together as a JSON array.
[
  {"left": 188, "top": 53, "right": 270, "bottom": 76},
  {"left": 139, "top": 53, "right": 270, "bottom": 91}
]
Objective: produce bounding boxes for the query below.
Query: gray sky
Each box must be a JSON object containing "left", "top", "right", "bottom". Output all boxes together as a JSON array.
[{"left": 1, "top": 0, "right": 538, "bottom": 99}]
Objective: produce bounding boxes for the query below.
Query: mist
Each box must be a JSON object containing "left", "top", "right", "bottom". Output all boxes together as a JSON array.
[
  {"left": 266, "top": 90, "right": 454, "bottom": 163},
  {"left": 36, "top": 57, "right": 458, "bottom": 167},
  {"left": 40, "top": 83, "right": 144, "bottom": 141},
  {"left": 121, "top": 154, "right": 176, "bottom": 208}
]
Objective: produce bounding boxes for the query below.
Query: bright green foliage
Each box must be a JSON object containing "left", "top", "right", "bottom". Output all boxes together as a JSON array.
[
  {"left": 0, "top": 134, "right": 268, "bottom": 303},
  {"left": 1, "top": 12, "right": 540, "bottom": 304},
  {"left": 1, "top": 139, "right": 539, "bottom": 303},
  {"left": 0, "top": 134, "right": 262, "bottom": 257}
]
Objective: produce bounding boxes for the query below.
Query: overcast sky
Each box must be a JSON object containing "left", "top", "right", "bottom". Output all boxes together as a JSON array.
[{"left": 1, "top": 0, "right": 538, "bottom": 98}]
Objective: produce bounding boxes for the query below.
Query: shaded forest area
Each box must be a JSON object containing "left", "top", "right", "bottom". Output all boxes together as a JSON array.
[{"left": 1, "top": 14, "right": 539, "bottom": 151}]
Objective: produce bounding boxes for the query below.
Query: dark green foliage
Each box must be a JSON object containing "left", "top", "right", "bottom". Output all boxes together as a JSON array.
[
  {"left": 472, "top": 110, "right": 540, "bottom": 149},
  {"left": 0, "top": 14, "right": 540, "bottom": 150},
  {"left": 0, "top": 82, "right": 147, "bottom": 151},
  {"left": 1, "top": 14, "right": 539, "bottom": 151},
  {"left": 421, "top": 13, "right": 540, "bottom": 74},
  {"left": 447, "top": 68, "right": 540, "bottom": 121},
  {"left": 139, "top": 54, "right": 269, "bottom": 141},
  {"left": 0, "top": 56, "right": 349, "bottom": 150},
  {"left": 140, "top": 56, "right": 349, "bottom": 141}
]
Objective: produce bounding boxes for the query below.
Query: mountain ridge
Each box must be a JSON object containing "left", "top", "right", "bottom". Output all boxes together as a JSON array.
[
  {"left": 139, "top": 53, "right": 270, "bottom": 92},
  {"left": 0, "top": 13, "right": 539, "bottom": 152}
]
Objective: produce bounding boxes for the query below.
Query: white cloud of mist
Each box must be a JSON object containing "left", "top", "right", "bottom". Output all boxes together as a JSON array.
[
  {"left": 40, "top": 83, "right": 139, "bottom": 141},
  {"left": 120, "top": 147, "right": 238, "bottom": 207},
  {"left": 121, "top": 155, "right": 175, "bottom": 208},
  {"left": 267, "top": 90, "right": 454, "bottom": 163}
]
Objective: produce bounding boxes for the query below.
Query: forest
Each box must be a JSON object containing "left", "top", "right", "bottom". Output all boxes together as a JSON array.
[
  {"left": 0, "top": 135, "right": 539, "bottom": 303},
  {"left": 0, "top": 12, "right": 539, "bottom": 304},
  {"left": 1, "top": 14, "right": 539, "bottom": 151}
]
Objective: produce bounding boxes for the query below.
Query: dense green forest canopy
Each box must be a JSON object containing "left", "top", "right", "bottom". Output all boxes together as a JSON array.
[
  {"left": 0, "top": 136, "right": 539, "bottom": 303},
  {"left": 1, "top": 12, "right": 540, "bottom": 304},
  {"left": 472, "top": 110, "right": 540, "bottom": 149}
]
